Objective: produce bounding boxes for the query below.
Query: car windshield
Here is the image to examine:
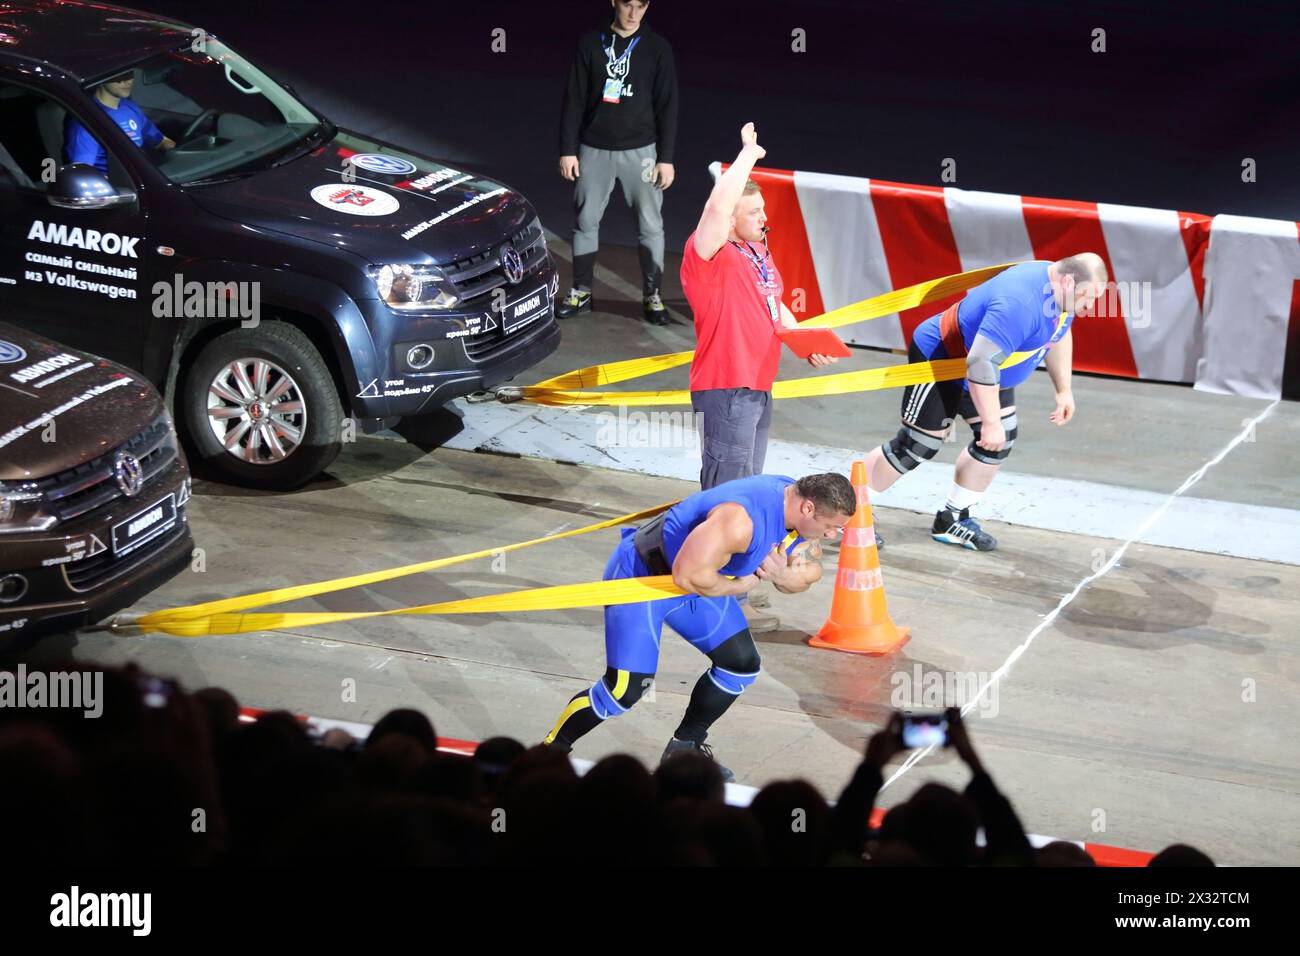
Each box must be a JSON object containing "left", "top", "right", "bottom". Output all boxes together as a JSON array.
[{"left": 93, "top": 38, "right": 329, "bottom": 185}]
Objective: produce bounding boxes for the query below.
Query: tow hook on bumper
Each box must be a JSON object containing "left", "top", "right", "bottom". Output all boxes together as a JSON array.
[
  {"left": 84, "top": 613, "right": 145, "bottom": 635},
  {"left": 465, "top": 386, "right": 525, "bottom": 405}
]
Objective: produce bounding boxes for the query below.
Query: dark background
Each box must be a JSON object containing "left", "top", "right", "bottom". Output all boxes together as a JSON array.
[{"left": 144, "top": 0, "right": 1299, "bottom": 253}]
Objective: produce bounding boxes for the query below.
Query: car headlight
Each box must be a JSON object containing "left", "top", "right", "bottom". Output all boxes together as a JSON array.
[
  {"left": 367, "top": 263, "right": 460, "bottom": 311},
  {"left": 0, "top": 481, "right": 56, "bottom": 534}
]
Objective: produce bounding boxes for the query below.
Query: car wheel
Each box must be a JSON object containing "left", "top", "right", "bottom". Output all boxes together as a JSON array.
[{"left": 182, "top": 322, "right": 343, "bottom": 489}]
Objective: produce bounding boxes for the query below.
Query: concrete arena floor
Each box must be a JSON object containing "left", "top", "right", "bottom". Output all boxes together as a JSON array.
[
  {"left": 30, "top": 251, "right": 1300, "bottom": 862},
  {"left": 4, "top": 0, "right": 1290, "bottom": 868}
]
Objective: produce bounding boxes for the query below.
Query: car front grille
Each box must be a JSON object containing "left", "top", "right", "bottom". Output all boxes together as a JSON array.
[
  {"left": 63, "top": 519, "right": 187, "bottom": 593},
  {"left": 444, "top": 218, "right": 548, "bottom": 305},
  {"left": 34, "top": 414, "right": 178, "bottom": 522},
  {"left": 463, "top": 308, "right": 554, "bottom": 364}
]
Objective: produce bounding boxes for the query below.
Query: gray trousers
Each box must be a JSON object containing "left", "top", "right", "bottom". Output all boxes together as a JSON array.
[
  {"left": 691, "top": 388, "right": 773, "bottom": 490},
  {"left": 572, "top": 143, "right": 664, "bottom": 295}
]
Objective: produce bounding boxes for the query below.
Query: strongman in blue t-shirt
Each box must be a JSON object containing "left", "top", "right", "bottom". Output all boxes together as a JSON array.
[
  {"left": 543, "top": 473, "right": 856, "bottom": 780},
  {"left": 863, "top": 254, "right": 1109, "bottom": 552}
]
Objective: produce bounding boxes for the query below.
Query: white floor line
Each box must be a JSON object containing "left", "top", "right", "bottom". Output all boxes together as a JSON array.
[{"left": 880, "top": 400, "right": 1281, "bottom": 792}]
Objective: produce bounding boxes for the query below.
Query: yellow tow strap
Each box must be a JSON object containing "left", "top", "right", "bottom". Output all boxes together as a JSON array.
[
  {"left": 120, "top": 500, "right": 685, "bottom": 637},
  {"left": 522, "top": 261, "right": 1047, "bottom": 407},
  {"left": 128, "top": 576, "right": 687, "bottom": 638},
  {"left": 117, "top": 263, "right": 1058, "bottom": 639}
]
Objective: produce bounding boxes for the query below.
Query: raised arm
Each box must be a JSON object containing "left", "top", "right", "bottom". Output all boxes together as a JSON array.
[{"left": 694, "top": 122, "right": 766, "bottom": 261}]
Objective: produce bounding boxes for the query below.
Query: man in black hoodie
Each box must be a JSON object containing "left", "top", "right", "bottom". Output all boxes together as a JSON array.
[{"left": 557, "top": 0, "right": 679, "bottom": 325}]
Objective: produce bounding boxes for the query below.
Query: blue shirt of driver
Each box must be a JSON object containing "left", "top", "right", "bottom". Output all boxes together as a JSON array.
[{"left": 65, "top": 99, "right": 164, "bottom": 175}]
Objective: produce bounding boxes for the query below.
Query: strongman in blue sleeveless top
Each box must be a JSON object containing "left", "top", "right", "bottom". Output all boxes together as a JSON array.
[{"left": 543, "top": 472, "right": 856, "bottom": 780}]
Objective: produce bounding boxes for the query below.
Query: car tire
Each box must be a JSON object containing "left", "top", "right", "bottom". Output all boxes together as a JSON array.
[{"left": 181, "top": 322, "right": 343, "bottom": 489}]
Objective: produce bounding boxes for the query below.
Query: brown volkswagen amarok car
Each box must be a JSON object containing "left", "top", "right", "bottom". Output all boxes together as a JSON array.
[{"left": 0, "top": 321, "right": 192, "bottom": 646}]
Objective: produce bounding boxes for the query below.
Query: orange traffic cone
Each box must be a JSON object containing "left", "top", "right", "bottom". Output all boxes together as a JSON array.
[{"left": 808, "top": 460, "right": 910, "bottom": 654}]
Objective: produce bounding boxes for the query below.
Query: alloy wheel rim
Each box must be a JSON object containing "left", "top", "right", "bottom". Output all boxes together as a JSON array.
[{"left": 205, "top": 357, "right": 307, "bottom": 464}]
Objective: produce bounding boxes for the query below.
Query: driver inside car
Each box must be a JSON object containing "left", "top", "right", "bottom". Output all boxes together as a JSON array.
[{"left": 64, "top": 72, "right": 176, "bottom": 173}]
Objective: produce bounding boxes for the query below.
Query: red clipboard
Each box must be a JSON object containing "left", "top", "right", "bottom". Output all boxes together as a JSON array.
[{"left": 776, "top": 326, "right": 852, "bottom": 359}]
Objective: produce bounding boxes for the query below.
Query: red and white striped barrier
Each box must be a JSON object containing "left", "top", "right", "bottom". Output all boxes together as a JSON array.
[
  {"left": 236, "top": 706, "right": 478, "bottom": 755},
  {"left": 712, "top": 163, "right": 1300, "bottom": 400},
  {"left": 238, "top": 707, "right": 1157, "bottom": 865}
]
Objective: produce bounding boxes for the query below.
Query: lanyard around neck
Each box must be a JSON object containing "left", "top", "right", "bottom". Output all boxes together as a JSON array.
[
  {"left": 603, "top": 33, "right": 640, "bottom": 66},
  {"left": 729, "top": 239, "right": 771, "bottom": 284}
]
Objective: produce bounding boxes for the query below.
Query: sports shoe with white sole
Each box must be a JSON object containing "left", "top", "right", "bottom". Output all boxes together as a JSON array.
[
  {"left": 557, "top": 287, "right": 592, "bottom": 318},
  {"left": 931, "top": 507, "right": 998, "bottom": 551}
]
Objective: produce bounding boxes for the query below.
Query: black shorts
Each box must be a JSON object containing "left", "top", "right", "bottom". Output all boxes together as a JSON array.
[{"left": 899, "top": 340, "right": 1014, "bottom": 430}]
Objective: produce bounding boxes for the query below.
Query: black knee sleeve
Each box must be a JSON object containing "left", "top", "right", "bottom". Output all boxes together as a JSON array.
[
  {"left": 707, "top": 629, "right": 761, "bottom": 675},
  {"left": 882, "top": 425, "right": 943, "bottom": 474}
]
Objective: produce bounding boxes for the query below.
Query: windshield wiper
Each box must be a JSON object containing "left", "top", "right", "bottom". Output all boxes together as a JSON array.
[
  {"left": 269, "top": 122, "right": 336, "bottom": 169},
  {"left": 180, "top": 120, "right": 337, "bottom": 184},
  {"left": 183, "top": 169, "right": 259, "bottom": 187}
]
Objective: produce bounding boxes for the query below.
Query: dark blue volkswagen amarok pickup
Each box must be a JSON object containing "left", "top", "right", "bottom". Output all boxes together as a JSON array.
[{"left": 0, "top": 1, "right": 560, "bottom": 488}]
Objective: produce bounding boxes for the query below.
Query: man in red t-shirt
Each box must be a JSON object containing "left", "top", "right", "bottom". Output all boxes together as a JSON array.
[
  {"left": 681, "top": 122, "right": 837, "bottom": 490},
  {"left": 681, "top": 123, "right": 839, "bottom": 628}
]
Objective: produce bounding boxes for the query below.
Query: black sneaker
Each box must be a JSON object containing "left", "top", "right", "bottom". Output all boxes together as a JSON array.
[
  {"left": 557, "top": 287, "right": 592, "bottom": 319},
  {"left": 643, "top": 291, "right": 669, "bottom": 325},
  {"left": 875, "top": 530, "right": 884, "bottom": 551},
  {"left": 931, "top": 507, "right": 998, "bottom": 552},
  {"left": 661, "top": 736, "right": 735, "bottom": 782}
]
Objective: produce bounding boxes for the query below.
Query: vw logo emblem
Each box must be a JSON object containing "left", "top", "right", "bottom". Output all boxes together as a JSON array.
[
  {"left": 0, "top": 340, "right": 26, "bottom": 364},
  {"left": 113, "top": 452, "right": 144, "bottom": 498},
  {"left": 500, "top": 244, "right": 525, "bottom": 285},
  {"left": 349, "top": 153, "right": 418, "bottom": 176}
]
